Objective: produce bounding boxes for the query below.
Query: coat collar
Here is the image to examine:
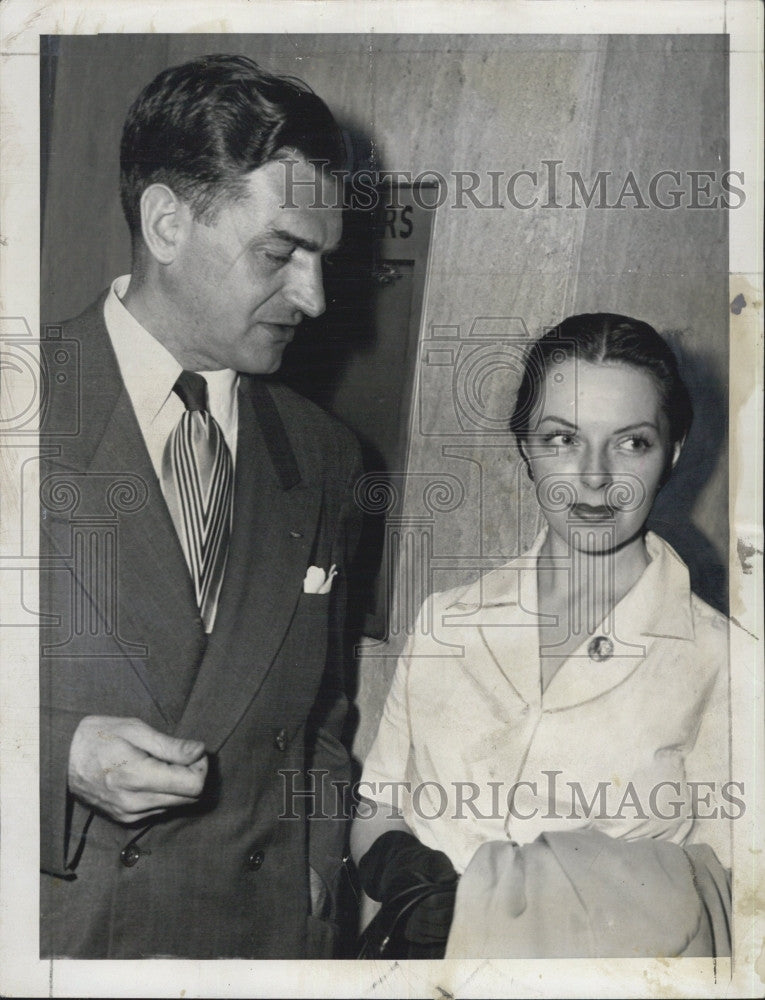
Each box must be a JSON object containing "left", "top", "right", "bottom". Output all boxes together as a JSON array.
[
  {"left": 441, "top": 528, "right": 697, "bottom": 714},
  {"left": 445, "top": 527, "right": 696, "bottom": 643}
]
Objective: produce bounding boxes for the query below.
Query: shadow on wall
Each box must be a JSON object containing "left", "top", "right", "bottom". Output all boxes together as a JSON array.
[
  {"left": 647, "top": 333, "right": 728, "bottom": 615},
  {"left": 277, "top": 123, "right": 385, "bottom": 955},
  {"left": 278, "top": 120, "right": 386, "bottom": 652}
]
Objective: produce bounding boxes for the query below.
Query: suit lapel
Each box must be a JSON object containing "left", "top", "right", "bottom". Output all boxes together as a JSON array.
[
  {"left": 87, "top": 385, "right": 207, "bottom": 722},
  {"left": 174, "top": 377, "right": 322, "bottom": 750},
  {"left": 53, "top": 299, "right": 206, "bottom": 724}
]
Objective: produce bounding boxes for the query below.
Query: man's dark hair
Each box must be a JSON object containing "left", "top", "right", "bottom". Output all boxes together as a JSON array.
[
  {"left": 510, "top": 313, "right": 693, "bottom": 448},
  {"left": 119, "top": 53, "right": 345, "bottom": 237}
]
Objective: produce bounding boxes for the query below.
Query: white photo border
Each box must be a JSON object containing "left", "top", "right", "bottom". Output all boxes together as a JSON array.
[{"left": 1, "top": 1, "right": 762, "bottom": 997}]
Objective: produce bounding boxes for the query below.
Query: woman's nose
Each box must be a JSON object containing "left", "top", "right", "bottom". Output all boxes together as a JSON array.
[{"left": 578, "top": 446, "right": 612, "bottom": 491}]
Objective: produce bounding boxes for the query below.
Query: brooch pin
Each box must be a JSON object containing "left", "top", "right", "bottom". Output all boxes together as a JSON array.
[{"left": 587, "top": 635, "right": 614, "bottom": 662}]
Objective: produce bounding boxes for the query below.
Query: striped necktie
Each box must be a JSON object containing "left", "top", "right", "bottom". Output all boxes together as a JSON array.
[{"left": 162, "top": 371, "right": 234, "bottom": 632}]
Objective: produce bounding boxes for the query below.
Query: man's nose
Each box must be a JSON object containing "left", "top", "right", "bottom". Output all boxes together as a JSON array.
[{"left": 284, "top": 258, "right": 326, "bottom": 319}]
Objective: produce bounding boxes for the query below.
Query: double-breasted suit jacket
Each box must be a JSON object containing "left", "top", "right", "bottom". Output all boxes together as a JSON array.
[{"left": 40, "top": 295, "right": 362, "bottom": 958}]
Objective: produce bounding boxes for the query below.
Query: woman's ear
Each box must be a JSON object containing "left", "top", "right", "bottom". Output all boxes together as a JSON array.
[
  {"left": 659, "top": 436, "right": 685, "bottom": 488},
  {"left": 139, "top": 183, "right": 186, "bottom": 265},
  {"left": 670, "top": 437, "right": 685, "bottom": 470}
]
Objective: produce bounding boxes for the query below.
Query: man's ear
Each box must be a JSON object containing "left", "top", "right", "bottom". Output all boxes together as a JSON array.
[{"left": 139, "top": 184, "right": 186, "bottom": 265}]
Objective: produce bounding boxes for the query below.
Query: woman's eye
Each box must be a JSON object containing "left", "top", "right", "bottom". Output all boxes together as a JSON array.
[
  {"left": 619, "top": 435, "right": 652, "bottom": 452},
  {"left": 543, "top": 432, "right": 575, "bottom": 446}
]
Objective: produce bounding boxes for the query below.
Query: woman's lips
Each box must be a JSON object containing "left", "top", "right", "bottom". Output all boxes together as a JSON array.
[{"left": 569, "top": 503, "right": 614, "bottom": 520}]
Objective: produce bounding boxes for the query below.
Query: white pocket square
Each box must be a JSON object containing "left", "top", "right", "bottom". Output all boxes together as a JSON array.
[{"left": 303, "top": 564, "right": 337, "bottom": 594}]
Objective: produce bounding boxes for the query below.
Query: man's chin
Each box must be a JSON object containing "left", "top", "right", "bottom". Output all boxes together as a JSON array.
[{"left": 237, "top": 348, "right": 286, "bottom": 376}]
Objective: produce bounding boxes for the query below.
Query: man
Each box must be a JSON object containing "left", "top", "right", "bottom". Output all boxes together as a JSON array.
[{"left": 40, "top": 54, "right": 361, "bottom": 959}]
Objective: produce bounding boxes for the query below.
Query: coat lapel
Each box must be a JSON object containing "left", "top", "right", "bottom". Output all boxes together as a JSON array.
[
  {"left": 86, "top": 385, "right": 207, "bottom": 723},
  {"left": 443, "top": 559, "right": 545, "bottom": 713},
  {"left": 541, "top": 533, "right": 696, "bottom": 713},
  {"left": 541, "top": 633, "right": 652, "bottom": 714},
  {"left": 174, "top": 377, "right": 323, "bottom": 750},
  {"left": 50, "top": 298, "right": 206, "bottom": 724}
]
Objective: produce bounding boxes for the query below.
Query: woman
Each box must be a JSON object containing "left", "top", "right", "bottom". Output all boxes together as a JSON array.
[{"left": 352, "top": 313, "right": 732, "bottom": 959}]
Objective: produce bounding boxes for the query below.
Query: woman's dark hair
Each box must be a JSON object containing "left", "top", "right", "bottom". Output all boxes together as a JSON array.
[
  {"left": 120, "top": 53, "right": 346, "bottom": 237},
  {"left": 510, "top": 313, "right": 693, "bottom": 448}
]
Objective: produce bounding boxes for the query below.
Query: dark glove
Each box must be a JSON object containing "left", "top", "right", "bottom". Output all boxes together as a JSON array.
[{"left": 357, "top": 830, "right": 458, "bottom": 953}]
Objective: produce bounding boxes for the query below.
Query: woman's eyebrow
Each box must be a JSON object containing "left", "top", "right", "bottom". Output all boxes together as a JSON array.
[
  {"left": 612, "top": 421, "right": 659, "bottom": 434},
  {"left": 538, "top": 416, "right": 577, "bottom": 429}
]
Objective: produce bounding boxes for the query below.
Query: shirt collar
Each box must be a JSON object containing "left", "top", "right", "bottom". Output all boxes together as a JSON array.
[{"left": 103, "top": 274, "right": 238, "bottom": 421}]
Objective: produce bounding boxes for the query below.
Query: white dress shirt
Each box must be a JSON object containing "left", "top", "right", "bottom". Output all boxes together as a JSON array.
[
  {"left": 361, "top": 529, "right": 733, "bottom": 871},
  {"left": 103, "top": 275, "right": 239, "bottom": 478},
  {"left": 103, "top": 275, "right": 239, "bottom": 632}
]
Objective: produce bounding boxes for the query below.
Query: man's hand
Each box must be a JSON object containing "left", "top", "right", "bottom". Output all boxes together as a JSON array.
[{"left": 68, "top": 716, "right": 208, "bottom": 824}]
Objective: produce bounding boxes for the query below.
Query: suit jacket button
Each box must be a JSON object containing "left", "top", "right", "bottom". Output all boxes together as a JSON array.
[
  {"left": 120, "top": 844, "right": 141, "bottom": 867},
  {"left": 274, "top": 728, "right": 288, "bottom": 751},
  {"left": 247, "top": 849, "right": 265, "bottom": 871}
]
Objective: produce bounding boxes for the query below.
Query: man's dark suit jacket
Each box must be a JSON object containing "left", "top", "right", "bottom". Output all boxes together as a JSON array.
[{"left": 39, "top": 295, "right": 362, "bottom": 958}]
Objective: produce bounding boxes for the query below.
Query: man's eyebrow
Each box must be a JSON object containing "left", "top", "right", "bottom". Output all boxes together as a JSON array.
[{"left": 267, "top": 227, "right": 341, "bottom": 254}]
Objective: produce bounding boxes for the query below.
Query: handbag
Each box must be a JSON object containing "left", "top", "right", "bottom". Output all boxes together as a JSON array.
[{"left": 356, "top": 881, "right": 444, "bottom": 959}]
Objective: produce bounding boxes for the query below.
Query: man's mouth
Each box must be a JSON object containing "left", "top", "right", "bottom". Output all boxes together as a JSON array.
[
  {"left": 569, "top": 503, "right": 615, "bottom": 521},
  {"left": 260, "top": 323, "right": 295, "bottom": 344}
]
